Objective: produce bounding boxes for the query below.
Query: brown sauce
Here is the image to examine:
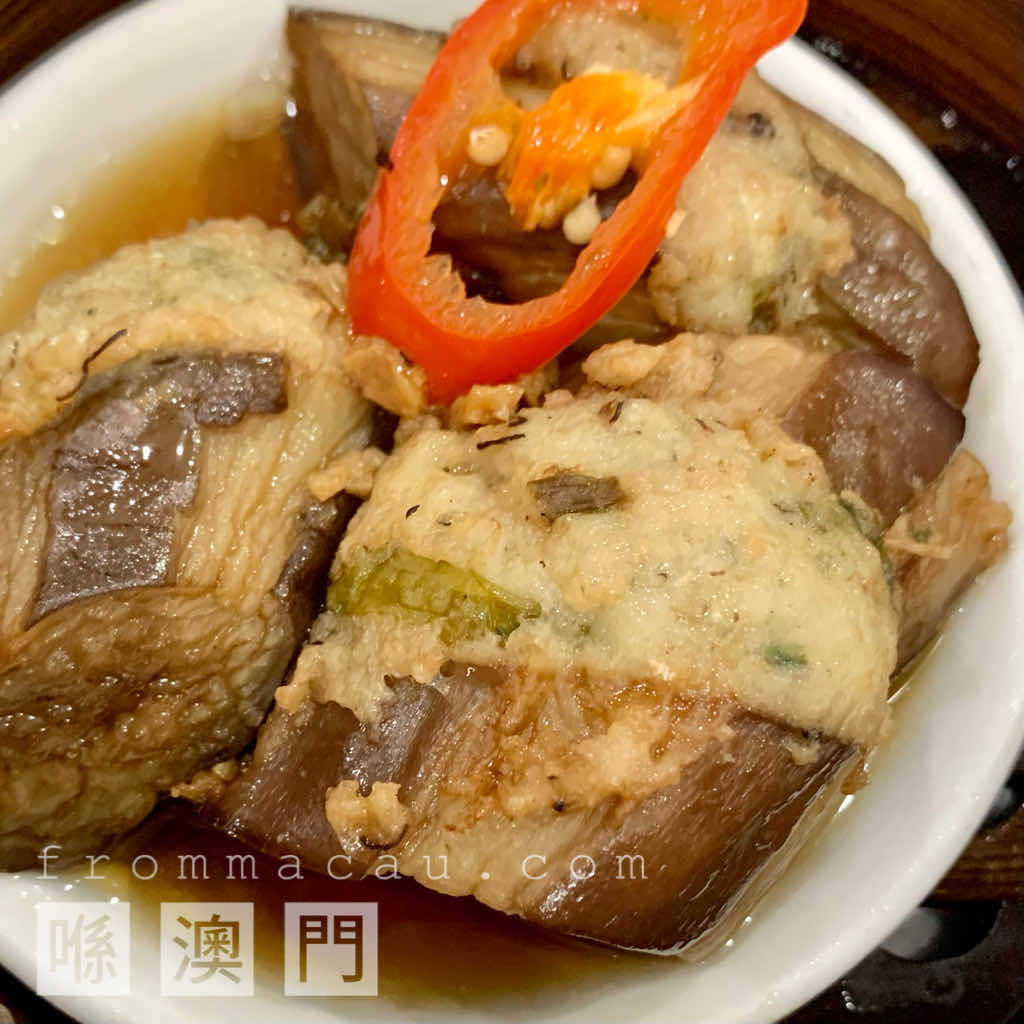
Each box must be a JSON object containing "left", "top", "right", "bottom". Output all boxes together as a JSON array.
[
  {"left": 0, "top": 88, "right": 948, "bottom": 1012},
  {"left": 12, "top": 105, "right": 669, "bottom": 1008},
  {"left": 0, "top": 109, "right": 303, "bottom": 334},
  {"left": 73, "top": 803, "right": 663, "bottom": 1009}
]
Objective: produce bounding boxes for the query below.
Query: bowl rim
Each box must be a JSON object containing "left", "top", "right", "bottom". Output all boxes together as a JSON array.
[{"left": 0, "top": 2, "right": 1022, "bottom": 1022}]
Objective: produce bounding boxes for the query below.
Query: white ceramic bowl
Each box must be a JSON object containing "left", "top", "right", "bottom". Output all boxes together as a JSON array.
[{"left": 1, "top": 2, "right": 1022, "bottom": 1021}]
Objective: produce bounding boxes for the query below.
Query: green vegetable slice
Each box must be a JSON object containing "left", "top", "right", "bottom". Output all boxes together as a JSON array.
[{"left": 328, "top": 548, "right": 541, "bottom": 645}]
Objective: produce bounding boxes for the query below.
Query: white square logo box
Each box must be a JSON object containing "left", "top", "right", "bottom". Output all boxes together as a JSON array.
[
  {"left": 284, "top": 902, "right": 378, "bottom": 997},
  {"left": 160, "top": 902, "right": 254, "bottom": 997},
  {"left": 36, "top": 901, "right": 131, "bottom": 997}
]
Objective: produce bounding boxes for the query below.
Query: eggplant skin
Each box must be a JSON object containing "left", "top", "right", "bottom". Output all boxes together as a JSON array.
[
  {"left": 207, "top": 699, "right": 364, "bottom": 874},
  {"left": 285, "top": 12, "right": 978, "bottom": 406},
  {"left": 585, "top": 333, "right": 966, "bottom": 532},
  {"left": 0, "top": 353, "right": 355, "bottom": 869},
  {"left": 31, "top": 352, "right": 286, "bottom": 625},
  {"left": 193, "top": 386, "right": 896, "bottom": 955},
  {"left": 819, "top": 175, "right": 980, "bottom": 409},
  {"left": 524, "top": 711, "right": 852, "bottom": 954},
  {"left": 204, "top": 679, "right": 448, "bottom": 879},
  {"left": 198, "top": 666, "right": 853, "bottom": 955},
  {"left": 0, "top": 220, "right": 372, "bottom": 870},
  {"left": 782, "top": 351, "right": 965, "bottom": 526},
  {"left": 286, "top": 10, "right": 443, "bottom": 247}
]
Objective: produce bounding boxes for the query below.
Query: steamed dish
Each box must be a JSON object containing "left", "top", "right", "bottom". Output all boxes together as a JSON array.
[
  {"left": 0, "top": 220, "right": 371, "bottom": 866},
  {"left": 217, "top": 377, "right": 897, "bottom": 955},
  {"left": 0, "top": 0, "right": 1011, "bottom": 961}
]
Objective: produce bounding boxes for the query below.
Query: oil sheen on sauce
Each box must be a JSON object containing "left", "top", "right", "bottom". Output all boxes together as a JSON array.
[
  {"left": 79, "top": 804, "right": 663, "bottom": 1012},
  {"left": 7, "top": 106, "right": 666, "bottom": 1008},
  {"left": 0, "top": 108, "right": 302, "bottom": 334}
]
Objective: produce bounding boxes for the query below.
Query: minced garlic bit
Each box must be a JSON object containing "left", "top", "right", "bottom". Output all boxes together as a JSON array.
[
  {"left": 170, "top": 759, "right": 241, "bottom": 803},
  {"left": 325, "top": 780, "right": 410, "bottom": 851},
  {"left": 582, "top": 338, "right": 664, "bottom": 389},
  {"left": 468, "top": 123, "right": 512, "bottom": 167},
  {"left": 449, "top": 383, "right": 525, "bottom": 428},
  {"left": 583, "top": 334, "right": 719, "bottom": 405},
  {"left": 591, "top": 144, "right": 632, "bottom": 191},
  {"left": 341, "top": 335, "right": 428, "bottom": 418},
  {"left": 783, "top": 734, "right": 823, "bottom": 767},
  {"left": 563, "top": 193, "right": 603, "bottom": 246},
  {"left": 542, "top": 388, "right": 575, "bottom": 409},
  {"left": 276, "top": 635, "right": 392, "bottom": 723},
  {"left": 745, "top": 415, "right": 823, "bottom": 472},
  {"left": 307, "top": 447, "right": 387, "bottom": 502}
]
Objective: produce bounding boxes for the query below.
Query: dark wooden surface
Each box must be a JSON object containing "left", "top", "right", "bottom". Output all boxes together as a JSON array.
[
  {"left": 0, "top": 1, "right": 1022, "bottom": 1021},
  {"left": 803, "top": 0, "right": 1023, "bottom": 149},
  {"left": 932, "top": 808, "right": 1024, "bottom": 905},
  {"left": 0, "top": 0, "right": 122, "bottom": 85},
  {"left": 2, "top": 0, "right": 1022, "bottom": 145}
]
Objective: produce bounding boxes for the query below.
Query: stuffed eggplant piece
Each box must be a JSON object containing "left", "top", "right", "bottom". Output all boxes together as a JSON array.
[
  {"left": 205, "top": 385, "right": 898, "bottom": 954},
  {"left": 583, "top": 331, "right": 1008, "bottom": 663},
  {"left": 0, "top": 219, "right": 372, "bottom": 868},
  {"left": 583, "top": 333, "right": 966, "bottom": 528},
  {"left": 287, "top": 10, "right": 979, "bottom": 410}
]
